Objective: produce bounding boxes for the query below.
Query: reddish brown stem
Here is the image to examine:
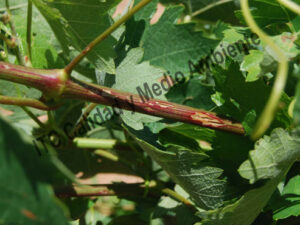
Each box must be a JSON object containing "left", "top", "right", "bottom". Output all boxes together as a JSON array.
[
  {"left": 63, "top": 79, "right": 245, "bottom": 134},
  {"left": 54, "top": 181, "right": 195, "bottom": 209},
  {"left": 0, "top": 62, "right": 66, "bottom": 97},
  {"left": 54, "top": 183, "right": 149, "bottom": 198},
  {"left": 54, "top": 183, "right": 196, "bottom": 210},
  {"left": 0, "top": 62, "right": 245, "bottom": 135}
]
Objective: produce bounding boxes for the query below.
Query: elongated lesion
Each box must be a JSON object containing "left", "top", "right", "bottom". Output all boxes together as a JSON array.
[{"left": 190, "top": 112, "right": 244, "bottom": 134}]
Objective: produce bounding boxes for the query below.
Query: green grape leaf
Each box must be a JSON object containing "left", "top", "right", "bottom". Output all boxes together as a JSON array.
[
  {"left": 198, "top": 128, "right": 300, "bottom": 225},
  {"left": 153, "top": 186, "right": 199, "bottom": 225},
  {"left": 270, "top": 32, "right": 300, "bottom": 60},
  {"left": 239, "top": 129, "right": 300, "bottom": 184},
  {"left": 113, "top": 48, "right": 166, "bottom": 130},
  {"left": 235, "top": 0, "right": 300, "bottom": 28},
  {"left": 124, "top": 3, "right": 219, "bottom": 75},
  {"left": 213, "top": 62, "right": 291, "bottom": 134},
  {"left": 161, "top": 0, "right": 239, "bottom": 24},
  {"left": 0, "top": 1, "right": 53, "bottom": 121},
  {"left": 198, "top": 173, "right": 284, "bottom": 225},
  {"left": 161, "top": 123, "right": 252, "bottom": 184},
  {"left": 240, "top": 50, "right": 264, "bottom": 82},
  {"left": 213, "top": 62, "right": 269, "bottom": 127},
  {"left": 120, "top": 0, "right": 158, "bottom": 49},
  {"left": 222, "top": 28, "right": 245, "bottom": 44},
  {"left": 291, "top": 16, "right": 300, "bottom": 32},
  {"left": 0, "top": 0, "right": 63, "bottom": 69},
  {"left": 0, "top": 80, "right": 43, "bottom": 121},
  {"left": 32, "top": 0, "right": 120, "bottom": 74},
  {"left": 294, "top": 80, "right": 300, "bottom": 126},
  {"left": 166, "top": 77, "right": 215, "bottom": 110},
  {"left": 142, "top": 6, "right": 219, "bottom": 75},
  {"left": 13, "top": 6, "right": 64, "bottom": 69},
  {"left": 126, "top": 125, "right": 240, "bottom": 210},
  {"left": 0, "top": 116, "right": 68, "bottom": 225},
  {"left": 272, "top": 175, "right": 300, "bottom": 220},
  {"left": 1, "top": 0, "right": 65, "bottom": 69}
]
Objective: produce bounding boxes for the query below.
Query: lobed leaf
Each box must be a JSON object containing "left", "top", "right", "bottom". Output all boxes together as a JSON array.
[{"left": 198, "top": 128, "right": 300, "bottom": 225}]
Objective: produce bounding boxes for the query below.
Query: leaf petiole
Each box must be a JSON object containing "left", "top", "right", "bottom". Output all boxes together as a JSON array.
[{"left": 73, "top": 138, "right": 118, "bottom": 149}]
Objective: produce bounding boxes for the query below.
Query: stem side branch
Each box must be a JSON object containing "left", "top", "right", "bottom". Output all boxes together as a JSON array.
[{"left": 64, "top": 0, "right": 153, "bottom": 75}]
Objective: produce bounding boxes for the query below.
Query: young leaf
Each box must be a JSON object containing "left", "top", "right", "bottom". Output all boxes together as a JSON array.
[{"left": 240, "top": 50, "right": 264, "bottom": 82}]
